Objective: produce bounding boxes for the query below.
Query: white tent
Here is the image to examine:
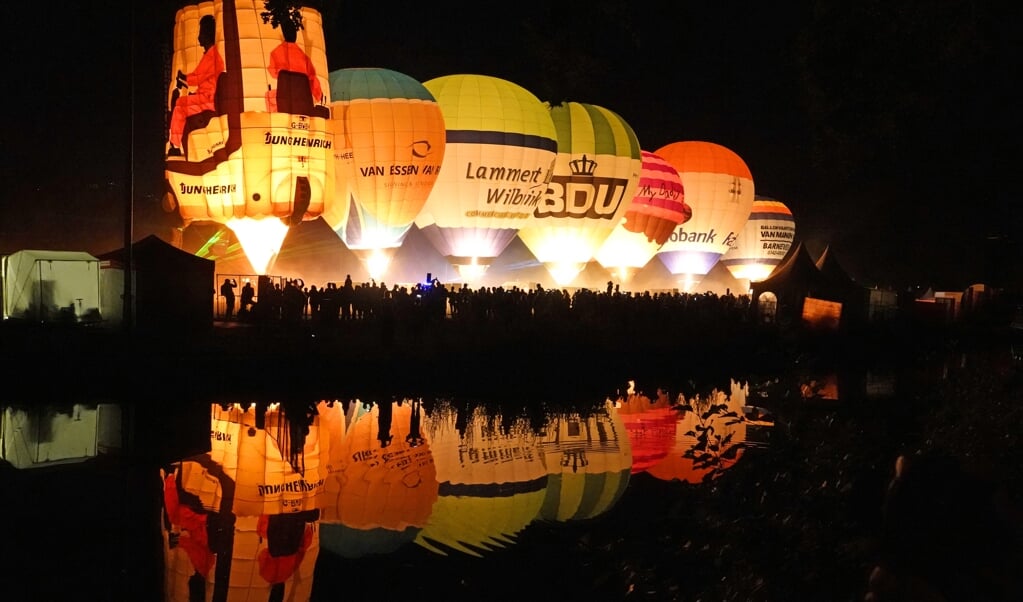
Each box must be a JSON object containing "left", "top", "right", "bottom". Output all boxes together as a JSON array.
[
  {"left": 1, "top": 250, "right": 101, "bottom": 323},
  {"left": 1, "top": 404, "right": 121, "bottom": 469}
]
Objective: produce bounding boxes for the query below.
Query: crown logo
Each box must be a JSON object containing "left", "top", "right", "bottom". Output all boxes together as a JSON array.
[{"left": 569, "top": 154, "right": 598, "bottom": 176}]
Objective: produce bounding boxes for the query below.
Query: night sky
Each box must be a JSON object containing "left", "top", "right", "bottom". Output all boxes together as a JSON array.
[{"left": 4, "top": 0, "right": 1020, "bottom": 291}]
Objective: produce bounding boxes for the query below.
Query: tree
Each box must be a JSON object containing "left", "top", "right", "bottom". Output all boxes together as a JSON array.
[{"left": 260, "top": 0, "right": 320, "bottom": 31}]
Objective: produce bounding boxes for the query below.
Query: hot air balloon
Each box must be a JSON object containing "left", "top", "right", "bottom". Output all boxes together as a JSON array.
[
  {"left": 516, "top": 102, "right": 642, "bottom": 286},
  {"left": 654, "top": 141, "right": 754, "bottom": 291},
  {"left": 615, "top": 385, "right": 677, "bottom": 474},
  {"left": 319, "top": 399, "right": 439, "bottom": 558},
  {"left": 414, "top": 404, "right": 547, "bottom": 556},
  {"left": 162, "top": 403, "right": 324, "bottom": 601},
  {"left": 322, "top": 68, "right": 446, "bottom": 280},
  {"left": 416, "top": 74, "right": 558, "bottom": 283},
  {"left": 719, "top": 196, "right": 796, "bottom": 291},
  {"left": 162, "top": 0, "right": 334, "bottom": 275},
  {"left": 594, "top": 150, "right": 691, "bottom": 285},
  {"left": 536, "top": 399, "right": 632, "bottom": 522},
  {"left": 646, "top": 381, "right": 749, "bottom": 484}
]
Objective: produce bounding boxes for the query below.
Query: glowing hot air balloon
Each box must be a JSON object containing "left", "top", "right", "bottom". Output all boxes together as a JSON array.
[
  {"left": 319, "top": 399, "right": 439, "bottom": 559},
  {"left": 615, "top": 385, "right": 677, "bottom": 474},
  {"left": 162, "top": 403, "right": 324, "bottom": 601},
  {"left": 536, "top": 399, "right": 632, "bottom": 522},
  {"left": 516, "top": 102, "right": 642, "bottom": 286},
  {"left": 416, "top": 75, "right": 558, "bottom": 283},
  {"left": 646, "top": 381, "right": 749, "bottom": 484},
  {"left": 654, "top": 141, "right": 754, "bottom": 291},
  {"left": 322, "top": 68, "right": 446, "bottom": 280},
  {"left": 594, "top": 150, "right": 691, "bottom": 285},
  {"left": 719, "top": 196, "right": 796, "bottom": 291},
  {"left": 414, "top": 404, "right": 547, "bottom": 556},
  {"left": 162, "top": 1, "right": 334, "bottom": 274}
]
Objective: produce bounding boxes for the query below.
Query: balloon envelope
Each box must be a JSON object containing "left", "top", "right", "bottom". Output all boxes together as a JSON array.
[
  {"left": 536, "top": 400, "right": 632, "bottom": 522},
  {"left": 719, "top": 196, "right": 796, "bottom": 285},
  {"left": 319, "top": 400, "right": 439, "bottom": 559},
  {"left": 322, "top": 68, "right": 446, "bottom": 279},
  {"left": 616, "top": 392, "right": 677, "bottom": 474},
  {"left": 416, "top": 74, "right": 558, "bottom": 282},
  {"left": 594, "top": 150, "right": 690, "bottom": 283},
  {"left": 647, "top": 381, "right": 749, "bottom": 484},
  {"left": 516, "top": 102, "right": 642, "bottom": 286},
  {"left": 654, "top": 141, "right": 754, "bottom": 289},
  {"left": 163, "top": 0, "right": 334, "bottom": 273},
  {"left": 414, "top": 405, "right": 547, "bottom": 556}
]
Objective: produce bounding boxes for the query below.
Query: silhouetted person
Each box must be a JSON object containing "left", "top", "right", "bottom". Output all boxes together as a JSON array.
[
  {"left": 239, "top": 280, "right": 255, "bottom": 317},
  {"left": 220, "top": 278, "right": 237, "bottom": 319},
  {"left": 341, "top": 275, "right": 354, "bottom": 320}
]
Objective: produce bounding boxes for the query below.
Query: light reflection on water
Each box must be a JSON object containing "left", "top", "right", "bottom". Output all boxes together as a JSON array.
[
  {"left": 3, "top": 363, "right": 916, "bottom": 601},
  {"left": 155, "top": 382, "right": 771, "bottom": 600}
]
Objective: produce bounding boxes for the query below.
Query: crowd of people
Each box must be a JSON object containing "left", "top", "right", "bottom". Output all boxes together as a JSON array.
[{"left": 216, "top": 275, "right": 755, "bottom": 334}]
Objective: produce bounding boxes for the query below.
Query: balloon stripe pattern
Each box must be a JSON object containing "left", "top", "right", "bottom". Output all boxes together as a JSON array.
[
  {"left": 719, "top": 196, "right": 796, "bottom": 283},
  {"left": 594, "top": 149, "right": 690, "bottom": 277},
  {"left": 517, "top": 102, "right": 642, "bottom": 286}
]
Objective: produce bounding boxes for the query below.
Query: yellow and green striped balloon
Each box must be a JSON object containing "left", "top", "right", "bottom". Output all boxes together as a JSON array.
[{"left": 516, "top": 102, "right": 642, "bottom": 286}]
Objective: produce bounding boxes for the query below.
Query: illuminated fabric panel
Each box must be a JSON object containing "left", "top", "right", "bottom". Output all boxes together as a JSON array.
[
  {"left": 162, "top": 462, "right": 320, "bottom": 602},
  {"left": 164, "top": 1, "right": 334, "bottom": 274},
  {"left": 616, "top": 393, "right": 677, "bottom": 474},
  {"left": 319, "top": 400, "right": 439, "bottom": 559},
  {"left": 646, "top": 383, "right": 748, "bottom": 484},
  {"left": 536, "top": 400, "right": 632, "bottom": 522},
  {"left": 416, "top": 75, "right": 558, "bottom": 278},
  {"left": 802, "top": 297, "right": 842, "bottom": 330},
  {"left": 323, "top": 68, "right": 446, "bottom": 253},
  {"left": 594, "top": 150, "right": 690, "bottom": 277},
  {"left": 516, "top": 102, "right": 642, "bottom": 286},
  {"left": 719, "top": 196, "right": 795, "bottom": 283},
  {"left": 206, "top": 403, "right": 326, "bottom": 517},
  {"left": 654, "top": 141, "right": 755, "bottom": 282},
  {"left": 414, "top": 406, "right": 547, "bottom": 556}
]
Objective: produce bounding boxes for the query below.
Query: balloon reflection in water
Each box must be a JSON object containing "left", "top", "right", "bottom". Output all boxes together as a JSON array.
[
  {"left": 615, "top": 383, "right": 677, "bottom": 474},
  {"left": 536, "top": 399, "right": 632, "bottom": 522},
  {"left": 162, "top": 403, "right": 324, "bottom": 601},
  {"left": 414, "top": 404, "right": 548, "bottom": 556},
  {"left": 647, "top": 381, "right": 751, "bottom": 484},
  {"left": 318, "top": 399, "right": 438, "bottom": 558}
]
